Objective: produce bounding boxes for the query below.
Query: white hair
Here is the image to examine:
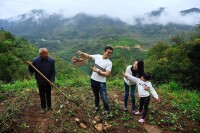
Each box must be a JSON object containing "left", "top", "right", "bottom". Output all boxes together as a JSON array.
[{"left": 39, "top": 48, "right": 48, "bottom": 54}]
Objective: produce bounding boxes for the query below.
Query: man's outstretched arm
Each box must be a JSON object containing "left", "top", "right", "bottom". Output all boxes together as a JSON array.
[{"left": 77, "top": 51, "right": 92, "bottom": 59}]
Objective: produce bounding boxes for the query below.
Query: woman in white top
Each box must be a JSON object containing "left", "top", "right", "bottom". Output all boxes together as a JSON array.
[{"left": 123, "top": 60, "right": 144, "bottom": 113}]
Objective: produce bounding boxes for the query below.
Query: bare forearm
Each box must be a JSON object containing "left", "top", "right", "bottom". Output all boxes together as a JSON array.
[
  {"left": 78, "top": 51, "right": 91, "bottom": 59},
  {"left": 97, "top": 69, "right": 110, "bottom": 77}
]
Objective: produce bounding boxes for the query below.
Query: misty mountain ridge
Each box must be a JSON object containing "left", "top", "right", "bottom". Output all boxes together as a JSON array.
[
  {"left": 0, "top": 8, "right": 198, "bottom": 67},
  {"left": 8, "top": 9, "right": 60, "bottom": 24},
  {"left": 0, "top": 8, "right": 197, "bottom": 55},
  {"left": 2, "top": 7, "right": 200, "bottom": 26},
  {"left": 149, "top": 7, "right": 165, "bottom": 17},
  {"left": 180, "top": 8, "right": 200, "bottom": 15}
]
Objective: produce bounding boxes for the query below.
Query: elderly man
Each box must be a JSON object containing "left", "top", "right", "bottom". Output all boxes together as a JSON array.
[
  {"left": 76, "top": 46, "right": 113, "bottom": 117},
  {"left": 27, "top": 48, "right": 56, "bottom": 113}
]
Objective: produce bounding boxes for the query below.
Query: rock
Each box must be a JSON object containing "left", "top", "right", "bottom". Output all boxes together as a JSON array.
[
  {"left": 60, "top": 104, "right": 64, "bottom": 108},
  {"left": 103, "top": 122, "right": 112, "bottom": 131},
  {"left": 75, "top": 118, "right": 80, "bottom": 122},
  {"left": 57, "top": 110, "right": 61, "bottom": 113},
  {"left": 80, "top": 123, "right": 87, "bottom": 129},
  {"left": 92, "top": 120, "right": 97, "bottom": 125},
  {"left": 94, "top": 115, "right": 101, "bottom": 123},
  {"left": 94, "top": 123, "right": 103, "bottom": 132}
]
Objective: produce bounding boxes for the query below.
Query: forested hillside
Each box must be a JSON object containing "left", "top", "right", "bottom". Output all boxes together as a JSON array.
[
  {"left": 0, "top": 11, "right": 196, "bottom": 66},
  {"left": 0, "top": 31, "right": 37, "bottom": 82},
  {"left": 0, "top": 26, "right": 200, "bottom": 133},
  {"left": 0, "top": 30, "right": 85, "bottom": 83},
  {"left": 145, "top": 25, "right": 200, "bottom": 90}
]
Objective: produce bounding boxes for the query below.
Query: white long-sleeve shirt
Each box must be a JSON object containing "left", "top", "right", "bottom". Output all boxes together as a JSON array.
[
  {"left": 124, "top": 65, "right": 136, "bottom": 86},
  {"left": 126, "top": 74, "right": 159, "bottom": 99}
]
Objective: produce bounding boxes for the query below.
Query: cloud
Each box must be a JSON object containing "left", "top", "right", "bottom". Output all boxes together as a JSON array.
[
  {"left": 0, "top": 0, "right": 200, "bottom": 25},
  {"left": 137, "top": 8, "right": 200, "bottom": 25}
]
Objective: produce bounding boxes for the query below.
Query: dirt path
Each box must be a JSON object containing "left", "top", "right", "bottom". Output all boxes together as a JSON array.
[
  {"left": 114, "top": 44, "right": 148, "bottom": 51},
  {"left": 145, "top": 124, "right": 162, "bottom": 133},
  {"left": 16, "top": 91, "right": 54, "bottom": 133}
]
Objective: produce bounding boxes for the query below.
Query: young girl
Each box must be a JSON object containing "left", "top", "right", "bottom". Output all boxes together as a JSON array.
[{"left": 124, "top": 72, "right": 160, "bottom": 124}]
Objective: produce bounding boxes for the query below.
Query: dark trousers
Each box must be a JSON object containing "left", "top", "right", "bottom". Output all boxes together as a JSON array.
[
  {"left": 139, "top": 96, "right": 150, "bottom": 119},
  {"left": 124, "top": 81, "right": 136, "bottom": 111},
  {"left": 90, "top": 79, "right": 109, "bottom": 111},
  {"left": 38, "top": 84, "right": 51, "bottom": 109}
]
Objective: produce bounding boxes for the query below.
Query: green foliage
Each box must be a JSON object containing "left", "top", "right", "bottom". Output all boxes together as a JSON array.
[
  {"left": 1, "top": 79, "right": 37, "bottom": 91},
  {"left": 170, "top": 32, "right": 186, "bottom": 45},
  {"left": 187, "top": 42, "right": 200, "bottom": 89},
  {"left": 145, "top": 36, "right": 200, "bottom": 90},
  {"left": 0, "top": 31, "right": 86, "bottom": 83},
  {"left": 107, "top": 78, "right": 124, "bottom": 90},
  {"left": 169, "top": 80, "right": 182, "bottom": 91},
  {"left": 0, "top": 98, "right": 22, "bottom": 132},
  {"left": 107, "top": 37, "right": 138, "bottom": 47},
  {"left": 0, "top": 31, "right": 37, "bottom": 82},
  {"left": 111, "top": 57, "right": 126, "bottom": 77},
  {"left": 158, "top": 83, "right": 200, "bottom": 123}
]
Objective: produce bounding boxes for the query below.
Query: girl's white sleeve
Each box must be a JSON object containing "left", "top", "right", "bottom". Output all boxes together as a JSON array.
[
  {"left": 126, "top": 74, "right": 139, "bottom": 83},
  {"left": 149, "top": 84, "right": 159, "bottom": 99}
]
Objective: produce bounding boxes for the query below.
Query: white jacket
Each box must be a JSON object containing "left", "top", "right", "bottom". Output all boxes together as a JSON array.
[
  {"left": 124, "top": 65, "right": 136, "bottom": 86},
  {"left": 126, "top": 74, "right": 159, "bottom": 99}
]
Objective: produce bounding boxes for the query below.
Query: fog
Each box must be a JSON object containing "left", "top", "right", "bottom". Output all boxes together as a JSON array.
[{"left": 0, "top": 0, "right": 200, "bottom": 25}]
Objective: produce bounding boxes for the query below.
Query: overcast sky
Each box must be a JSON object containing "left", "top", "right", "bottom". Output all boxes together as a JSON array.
[{"left": 0, "top": 0, "right": 200, "bottom": 25}]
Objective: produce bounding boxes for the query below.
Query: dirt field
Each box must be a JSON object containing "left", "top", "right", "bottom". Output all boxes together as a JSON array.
[{"left": 1, "top": 87, "right": 199, "bottom": 133}]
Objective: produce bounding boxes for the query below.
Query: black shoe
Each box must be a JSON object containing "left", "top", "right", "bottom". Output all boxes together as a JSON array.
[
  {"left": 103, "top": 111, "right": 111, "bottom": 118},
  {"left": 93, "top": 107, "right": 99, "bottom": 114},
  {"left": 41, "top": 109, "right": 46, "bottom": 114},
  {"left": 124, "top": 107, "right": 128, "bottom": 112}
]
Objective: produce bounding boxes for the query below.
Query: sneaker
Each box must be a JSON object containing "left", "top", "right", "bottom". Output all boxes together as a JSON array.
[
  {"left": 138, "top": 118, "right": 145, "bottom": 124},
  {"left": 132, "top": 110, "right": 136, "bottom": 114},
  {"left": 93, "top": 107, "right": 99, "bottom": 114},
  {"left": 123, "top": 107, "right": 128, "bottom": 112},
  {"left": 104, "top": 111, "right": 110, "bottom": 118},
  {"left": 135, "top": 111, "right": 142, "bottom": 115},
  {"left": 41, "top": 109, "right": 46, "bottom": 114}
]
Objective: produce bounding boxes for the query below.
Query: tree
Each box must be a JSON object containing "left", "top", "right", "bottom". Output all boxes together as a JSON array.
[{"left": 187, "top": 42, "right": 200, "bottom": 89}]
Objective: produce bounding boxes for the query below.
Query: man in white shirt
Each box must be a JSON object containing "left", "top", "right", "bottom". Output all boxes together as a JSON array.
[{"left": 77, "top": 46, "right": 113, "bottom": 117}]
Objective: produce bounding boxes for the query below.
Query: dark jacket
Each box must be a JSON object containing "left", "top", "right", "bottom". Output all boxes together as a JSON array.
[{"left": 28, "top": 56, "right": 56, "bottom": 85}]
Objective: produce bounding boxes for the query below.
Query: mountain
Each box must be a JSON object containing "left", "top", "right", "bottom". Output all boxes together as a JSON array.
[
  {"left": 149, "top": 7, "right": 165, "bottom": 17},
  {"left": 0, "top": 9, "right": 197, "bottom": 64},
  {"left": 8, "top": 9, "right": 50, "bottom": 22},
  {"left": 0, "top": 9, "right": 195, "bottom": 40},
  {"left": 180, "top": 8, "right": 200, "bottom": 15}
]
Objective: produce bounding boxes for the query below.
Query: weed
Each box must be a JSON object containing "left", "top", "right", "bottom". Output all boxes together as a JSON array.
[
  {"left": 121, "top": 112, "right": 132, "bottom": 121},
  {"left": 124, "top": 123, "right": 131, "bottom": 128},
  {"left": 68, "top": 110, "right": 76, "bottom": 116},
  {"left": 19, "top": 122, "right": 29, "bottom": 128}
]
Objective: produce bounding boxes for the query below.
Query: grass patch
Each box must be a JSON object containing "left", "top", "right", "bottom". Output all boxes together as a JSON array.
[{"left": 157, "top": 82, "right": 200, "bottom": 123}]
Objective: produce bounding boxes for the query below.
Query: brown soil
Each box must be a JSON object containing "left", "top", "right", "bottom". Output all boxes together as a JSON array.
[{"left": 1, "top": 88, "right": 200, "bottom": 133}]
